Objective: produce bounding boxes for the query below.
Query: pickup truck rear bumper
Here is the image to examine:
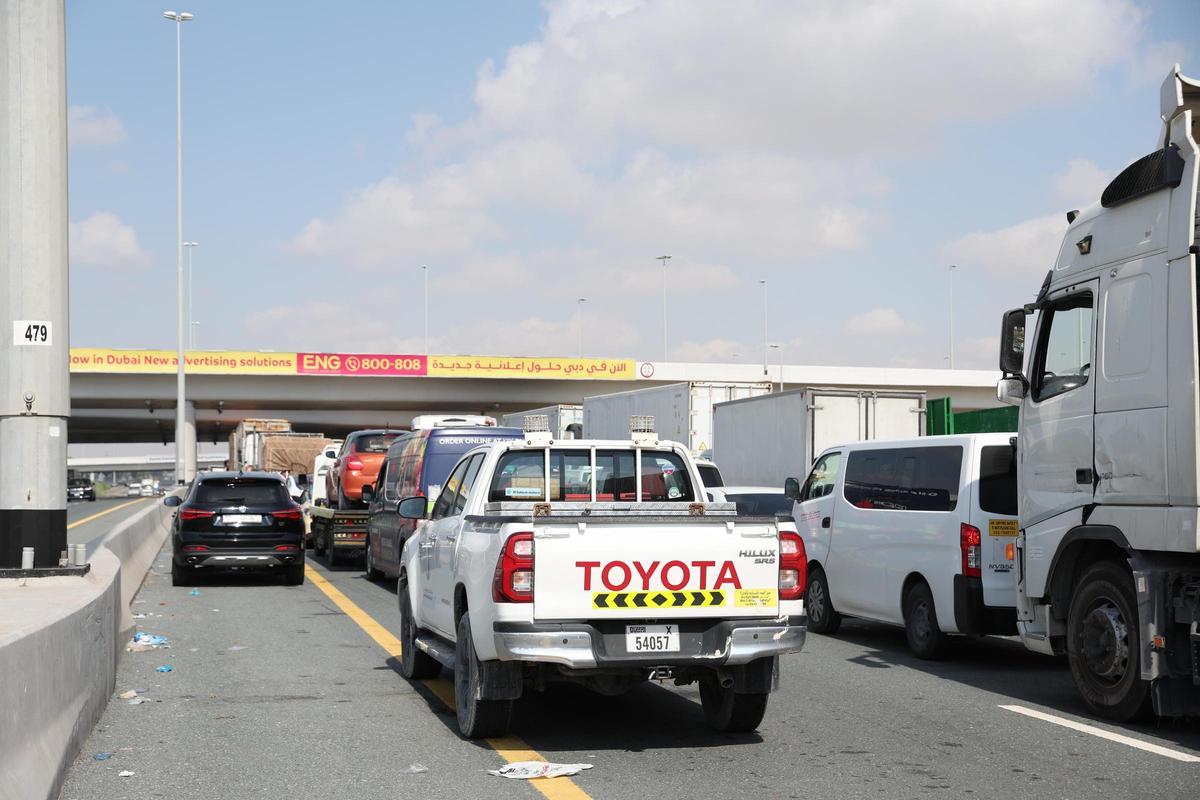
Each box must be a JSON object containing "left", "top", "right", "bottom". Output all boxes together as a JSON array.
[{"left": 492, "top": 616, "right": 806, "bottom": 669}]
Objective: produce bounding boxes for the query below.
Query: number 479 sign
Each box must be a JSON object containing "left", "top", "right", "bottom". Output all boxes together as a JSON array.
[{"left": 12, "top": 320, "right": 52, "bottom": 346}]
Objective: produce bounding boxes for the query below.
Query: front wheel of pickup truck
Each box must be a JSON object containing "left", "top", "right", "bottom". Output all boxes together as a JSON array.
[
  {"left": 454, "top": 615, "right": 513, "bottom": 738},
  {"left": 699, "top": 678, "right": 768, "bottom": 732},
  {"left": 398, "top": 582, "right": 440, "bottom": 680}
]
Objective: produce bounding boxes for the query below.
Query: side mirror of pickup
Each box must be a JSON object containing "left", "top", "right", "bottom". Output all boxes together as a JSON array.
[
  {"left": 999, "top": 307, "right": 1027, "bottom": 377},
  {"left": 396, "top": 496, "right": 427, "bottom": 520},
  {"left": 361, "top": 484, "right": 375, "bottom": 503},
  {"left": 783, "top": 477, "right": 801, "bottom": 500}
]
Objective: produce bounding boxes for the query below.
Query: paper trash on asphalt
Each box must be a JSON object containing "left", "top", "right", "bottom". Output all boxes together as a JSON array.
[
  {"left": 118, "top": 690, "right": 138, "bottom": 700},
  {"left": 118, "top": 771, "right": 135, "bottom": 778},
  {"left": 487, "top": 762, "right": 594, "bottom": 779}
]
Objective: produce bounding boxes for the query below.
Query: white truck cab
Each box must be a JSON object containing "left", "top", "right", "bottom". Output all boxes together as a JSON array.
[
  {"left": 395, "top": 416, "right": 807, "bottom": 738},
  {"left": 997, "top": 66, "right": 1200, "bottom": 720}
]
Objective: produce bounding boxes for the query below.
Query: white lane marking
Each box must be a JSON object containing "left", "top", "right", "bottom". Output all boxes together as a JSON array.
[{"left": 999, "top": 705, "right": 1200, "bottom": 763}]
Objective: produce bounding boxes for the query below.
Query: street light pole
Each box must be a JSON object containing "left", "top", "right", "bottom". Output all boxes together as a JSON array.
[
  {"left": 948, "top": 264, "right": 956, "bottom": 369},
  {"left": 760, "top": 280, "right": 768, "bottom": 376},
  {"left": 164, "top": 10, "right": 193, "bottom": 485},
  {"left": 656, "top": 255, "right": 671, "bottom": 361},
  {"left": 184, "top": 241, "right": 197, "bottom": 348},
  {"left": 422, "top": 264, "right": 429, "bottom": 355},
  {"left": 576, "top": 297, "right": 586, "bottom": 359},
  {"left": 769, "top": 343, "right": 783, "bottom": 391}
]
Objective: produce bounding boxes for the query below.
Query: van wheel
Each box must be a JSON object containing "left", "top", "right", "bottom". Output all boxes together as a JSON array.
[
  {"left": 454, "top": 614, "right": 513, "bottom": 738},
  {"left": 699, "top": 678, "right": 768, "bottom": 732},
  {"left": 805, "top": 566, "right": 842, "bottom": 634},
  {"left": 364, "top": 536, "right": 383, "bottom": 580},
  {"left": 904, "top": 582, "right": 948, "bottom": 659},
  {"left": 1067, "top": 561, "right": 1151, "bottom": 721},
  {"left": 398, "top": 582, "right": 440, "bottom": 679}
]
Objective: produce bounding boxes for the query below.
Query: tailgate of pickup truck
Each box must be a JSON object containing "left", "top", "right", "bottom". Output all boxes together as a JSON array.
[{"left": 533, "top": 518, "right": 781, "bottom": 621}]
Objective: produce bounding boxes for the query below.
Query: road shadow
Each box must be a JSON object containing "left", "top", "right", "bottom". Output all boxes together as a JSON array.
[
  {"left": 306, "top": 549, "right": 365, "bottom": 572},
  {"left": 821, "top": 619, "right": 1200, "bottom": 749}
]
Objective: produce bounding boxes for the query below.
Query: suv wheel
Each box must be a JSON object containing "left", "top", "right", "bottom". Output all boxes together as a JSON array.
[
  {"left": 171, "top": 560, "right": 193, "bottom": 587},
  {"left": 454, "top": 614, "right": 513, "bottom": 738},
  {"left": 284, "top": 562, "right": 305, "bottom": 585}
]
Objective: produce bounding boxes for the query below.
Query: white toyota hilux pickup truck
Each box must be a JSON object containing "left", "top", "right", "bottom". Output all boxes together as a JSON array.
[{"left": 395, "top": 417, "right": 807, "bottom": 738}]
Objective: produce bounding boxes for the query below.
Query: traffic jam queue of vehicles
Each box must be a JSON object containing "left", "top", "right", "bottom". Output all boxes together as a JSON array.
[{"left": 394, "top": 416, "right": 807, "bottom": 738}]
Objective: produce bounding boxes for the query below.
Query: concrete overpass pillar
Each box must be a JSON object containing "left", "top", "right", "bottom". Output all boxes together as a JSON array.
[
  {"left": 183, "top": 401, "right": 197, "bottom": 483},
  {"left": 0, "top": 0, "right": 69, "bottom": 568}
]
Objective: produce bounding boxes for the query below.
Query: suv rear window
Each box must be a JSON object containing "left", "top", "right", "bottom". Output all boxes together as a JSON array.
[
  {"left": 488, "top": 449, "right": 696, "bottom": 503},
  {"left": 354, "top": 434, "right": 399, "bottom": 453},
  {"left": 844, "top": 446, "right": 963, "bottom": 512},
  {"left": 978, "top": 444, "right": 1017, "bottom": 515},
  {"left": 194, "top": 479, "right": 288, "bottom": 507}
]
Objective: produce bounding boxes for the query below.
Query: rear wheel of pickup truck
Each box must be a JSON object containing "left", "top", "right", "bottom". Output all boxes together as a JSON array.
[
  {"left": 805, "top": 566, "right": 842, "bottom": 634},
  {"left": 699, "top": 678, "right": 768, "bottom": 732},
  {"left": 454, "top": 615, "right": 513, "bottom": 738},
  {"left": 398, "top": 582, "right": 440, "bottom": 679},
  {"left": 1067, "top": 561, "right": 1151, "bottom": 721}
]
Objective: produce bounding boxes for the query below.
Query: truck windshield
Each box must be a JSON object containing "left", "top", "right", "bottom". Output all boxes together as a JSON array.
[{"left": 488, "top": 449, "right": 696, "bottom": 502}]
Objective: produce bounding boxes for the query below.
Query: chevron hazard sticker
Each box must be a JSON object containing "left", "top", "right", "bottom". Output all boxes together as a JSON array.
[{"left": 592, "top": 590, "right": 726, "bottom": 609}]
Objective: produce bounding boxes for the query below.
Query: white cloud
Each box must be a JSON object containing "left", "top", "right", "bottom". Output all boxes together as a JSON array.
[
  {"left": 1052, "top": 159, "right": 1112, "bottom": 207},
  {"left": 955, "top": 336, "right": 1001, "bottom": 371},
  {"left": 69, "top": 212, "right": 152, "bottom": 270},
  {"left": 1128, "top": 40, "right": 1191, "bottom": 86},
  {"left": 845, "top": 307, "right": 921, "bottom": 337},
  {"left": 941, "top": 213, "right": 1065, "bottom": 282},
  {"left": 435, "top": 255, "right": 536, "bottom": 294},
  {"left": 68, "top": 106, "right": 126, "bottom": 148}
]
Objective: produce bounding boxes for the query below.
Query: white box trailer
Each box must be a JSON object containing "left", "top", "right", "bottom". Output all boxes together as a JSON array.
[
  {"left": 712, "top": 387, "right": 926, "bottom": 487},
  {"left": 501, "top": 405, "right": 584, "bottom": 438},
  {"left": 584, "top": 382, "right": 771, "bottom": 455}
]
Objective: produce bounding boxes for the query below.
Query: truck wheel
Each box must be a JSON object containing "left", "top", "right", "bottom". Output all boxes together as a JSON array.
[
  {"left": 364, "top": 537, "right": 383, "bottom": 581},
  {"left": 904, "top": 582, "right": 948, "bottom": 659},
  {"left": 171, "top": 560, "right": 193, "bottom": 587},
  {"left": 805, "top": 566, "right": 842, "bottom": 634},
  {"left": 1067, "top": 561, "right": 1151, "bottom": 721},
  {"left": 284, "top": 563, "right": 305, "bottom": 586},
  {"left": 699, "top": 678, "right": 768, "bottom": 732},
  {"left": 454, "top": 614, "right": 513, "bottom": 738},
  {"left": 398, "top": 582, "right": 440, "bottom": 679}
]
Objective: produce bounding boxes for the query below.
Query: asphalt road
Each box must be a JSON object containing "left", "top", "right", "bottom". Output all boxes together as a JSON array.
[
  {"left": 67, "top": 497, "right": 156, "bottom": 549},
  {"left": 61, "top": 545, "right": 1200, "bottom": 800}
]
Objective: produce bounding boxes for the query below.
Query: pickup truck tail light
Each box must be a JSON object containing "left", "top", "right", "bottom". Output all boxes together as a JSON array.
[
  {"left": 346, "top": 457, "right": 365, "bottom": 471},
  {"left": 179, "top": 509, "right": 215, "bottom": 521},
  {"left": 493, "top": 532, "right": 534, "bottom": 603},
  {"left": 961, "top": 523, "right": 982, "bottom": 578},
  {"left": 779, "top": 532, "right": 807, "bottom": 600}
]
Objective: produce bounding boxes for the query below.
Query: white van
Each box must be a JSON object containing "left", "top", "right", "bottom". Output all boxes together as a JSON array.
[{"left": 784, "top": 433, "right": 1018, "bottom": 658}]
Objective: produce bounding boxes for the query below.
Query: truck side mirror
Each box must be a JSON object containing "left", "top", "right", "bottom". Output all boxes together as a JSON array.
[
  {"left": 361, "top": 484, "right": 375, "bottom": 503},
  {"left": 783, "top": 477, "right": 801, "bottom": 500},
  {"left": 999, "top": 307, "right": 1027, "bottom": 376},
  {"left": 997, "top": 376, "right": 1026, "bottom": 406},
  {"left": 396, "top": 496, "right": 427, "bottom": 520}
]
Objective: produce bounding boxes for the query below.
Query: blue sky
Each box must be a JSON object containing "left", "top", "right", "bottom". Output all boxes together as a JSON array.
[{"left": 65, "top": 0, "right": 1199, "bottom": 369}]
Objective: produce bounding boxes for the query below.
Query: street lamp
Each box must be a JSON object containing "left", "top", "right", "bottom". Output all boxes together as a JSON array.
[
  {"left": 760, "top": 279, "right": 768, "bottom": 376},
  {"left": 769, "top": 343, "right": 784, "bottom": 391},
  {"left": 576, "top": 297, "right": 587, "bottom": 359},
  {"left": 948, "top": 264, "right": 957, "bottom": 369},
  {"left": 164, "top": 9, "right": 193, "bottom": 485},
  {"left": 421, "top": 264, "right": 429, "bottom": 355},
  {"left": 656, "top": 255, "right": 671, "bottom": 361},
  {"left": 184, "top": 241, "right": 198, "bottom": 348}
]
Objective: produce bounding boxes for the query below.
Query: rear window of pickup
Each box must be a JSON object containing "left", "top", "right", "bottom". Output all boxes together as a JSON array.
[{"left": 488, "top": 449, "right": 696, "bottom": 503}]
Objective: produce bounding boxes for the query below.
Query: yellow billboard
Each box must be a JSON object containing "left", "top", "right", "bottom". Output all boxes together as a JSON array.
[{"left": 427, "top": 356, "right": 635, "bottom": 380}]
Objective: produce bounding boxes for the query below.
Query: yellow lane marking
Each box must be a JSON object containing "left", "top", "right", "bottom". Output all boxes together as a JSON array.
[
  {"left": 67, "top": 498, "right": 147, "bottom": 529},
  {"left": 305, "top": 564, "right": 592, "bottom": 800}
]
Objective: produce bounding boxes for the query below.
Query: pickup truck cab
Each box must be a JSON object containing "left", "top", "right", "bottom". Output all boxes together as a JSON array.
[{"left": 396, "top": 417, "right": 807, "bottom": 738}]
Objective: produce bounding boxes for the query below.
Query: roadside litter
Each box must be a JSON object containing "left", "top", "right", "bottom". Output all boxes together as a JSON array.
[
  {"left": 128, "top": 698, "right": 148, "bottom": 705},
  {"left": 92, "top": 752, "right": 113, "bottom": 761},
  {"left": 405, "top": 764, "right": 429, "bottom": 774},
  {"left": 227, "top": 644, "right": 247, "bottom": 651},
  {"left": 155, "top": 665, "right": 173, "bottom": 673},
  {"left": 487, "top": 762, "right": 593, "bottom": 779},
  {"left": 118, "top": 690, "right": 138, "bottom": 700},
  {"left": 127, "top": 632, "right": 169, "bottom": 652},
  {"left": 118, "top": 771, "right": 135, "bottom": 778},
  {"left": 188, "top": 588, "right": 201, "bottom": 596}
]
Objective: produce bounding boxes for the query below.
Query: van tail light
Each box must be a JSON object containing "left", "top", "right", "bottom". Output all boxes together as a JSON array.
[
  {"left": 179, "top": 509, "right": 215, "bottom": 521},
  {"left": 272, "top": 508, "right": 303, "bottom": 520},
  {"left": 961, "top": 523, "right": 982, "bottom": 578},
  {"left": 493, "top": 532, "right": 534, "bottom": 603},
  {"left": 779, "top": 532, "right": 807, "bottom": 600},
  {"left": 346, "top": 457, "right": 365, "bottom": 471}
]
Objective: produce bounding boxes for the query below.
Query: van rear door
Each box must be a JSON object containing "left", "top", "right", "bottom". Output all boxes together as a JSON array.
[{"left": 971, "top": 440, "right": 1019, "bottom": 608}]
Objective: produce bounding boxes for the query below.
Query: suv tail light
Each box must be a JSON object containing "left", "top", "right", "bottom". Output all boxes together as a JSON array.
[
  {"left": 272, "top": 508, "right": 303, "bottom": 520},
  {"left": 346, "top": 457, "right": 365, "bottom": 471},
  {"left": 779, "top": 532, "right": 807, "bottom": 600},
  {"left": 961, "top": 523, "right": 982, "bottom": 578},
  {"left": 493, "top": 532, "right": 534, "bottom": 603},
  {"left": 182, "top": 544, "right": 209, "bottom": 552},
  {"left": 179, "top": 509, "right": 215, "bottom": 521}
]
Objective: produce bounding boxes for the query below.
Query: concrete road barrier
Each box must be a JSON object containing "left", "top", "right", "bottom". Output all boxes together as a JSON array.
[{"left": 0, "top": 498, "right": 173, "bottom": 800}]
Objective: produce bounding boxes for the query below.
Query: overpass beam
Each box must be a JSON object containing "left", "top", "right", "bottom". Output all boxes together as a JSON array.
[{"left": 0, "top": 0, "right": 69, "bottom": 568}]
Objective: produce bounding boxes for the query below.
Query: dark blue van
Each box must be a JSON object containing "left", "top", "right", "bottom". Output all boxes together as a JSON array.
[{"left": 363, "top": 426, "right": 524, "bottom": 581}]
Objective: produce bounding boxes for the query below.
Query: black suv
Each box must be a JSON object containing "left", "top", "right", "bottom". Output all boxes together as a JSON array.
[
  {"left": 165, "top": 471, "right": 305, "bottom": 586},
  {"left": 68, "top": 478, "right": 96, "bottom": 502}
]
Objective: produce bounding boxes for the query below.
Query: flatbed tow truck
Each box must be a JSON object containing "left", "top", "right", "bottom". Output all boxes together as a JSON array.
[{"left": 307, "top": 506, "right": 367, "bottom": 567}]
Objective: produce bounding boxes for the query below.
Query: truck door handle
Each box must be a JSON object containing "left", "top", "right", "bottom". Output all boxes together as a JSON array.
[
  {"left": 821, "top": 517, "right": 831, "bottom": 529},
  {"left": 1076, "top": 468, "right": 1094, "bottom": 485}
]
